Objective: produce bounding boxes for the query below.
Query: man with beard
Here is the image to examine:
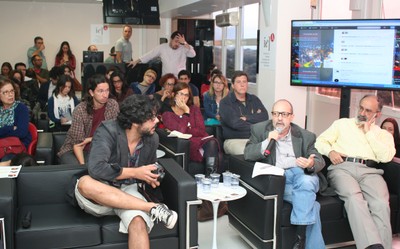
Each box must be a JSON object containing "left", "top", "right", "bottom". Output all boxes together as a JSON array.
[
  {"left": 244, "top": 99, "right": 325, "bottom": 249},
  {"left": 75, "top": 95, "right": 177, "bottom": 249},
  {"left": 316, "top": 95, "right": 395, "bottom": 249},
  {"left": 129, "top": 31, "right": 196, "bottom": 77}
]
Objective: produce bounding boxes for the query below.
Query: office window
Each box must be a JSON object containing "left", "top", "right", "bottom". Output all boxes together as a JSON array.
[{"left": 212, "top": 3, "right": 259, "bottom": 83}]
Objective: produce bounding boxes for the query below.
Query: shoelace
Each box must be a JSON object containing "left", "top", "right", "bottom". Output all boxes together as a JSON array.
[{"left": 151, "top": 205, "right": 170, "bottom": 224}]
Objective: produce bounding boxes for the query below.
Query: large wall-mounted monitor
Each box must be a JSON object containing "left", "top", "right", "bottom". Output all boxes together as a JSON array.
[
  {"left": 103, "top": 0, "right": 160, "bottom": 25},
  {"left": 291, "top": 19, "right": 400, "bottom": 90}
]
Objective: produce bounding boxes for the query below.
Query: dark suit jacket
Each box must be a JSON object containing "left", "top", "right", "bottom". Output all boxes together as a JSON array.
[{"left": 244, "top": 120, "right": 325, "bottom": 173}]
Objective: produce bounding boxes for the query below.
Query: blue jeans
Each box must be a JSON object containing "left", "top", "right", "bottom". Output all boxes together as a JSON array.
[{"left": 283, "top": 167, "right": 325, "bottom": 249}]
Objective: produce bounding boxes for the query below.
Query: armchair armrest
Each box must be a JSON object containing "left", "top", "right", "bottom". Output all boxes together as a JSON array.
[
  {"left": 0, "top": 178, "right": 16, "bottom": 249},
  {"left": 158, "top": 158, "right": 199, "bottom": 249},
  {"left": 377, "top": 160, "right": 400, "bottom": 233},
  {"left": 35, "top": 132, "right": 53, "bottom": 165},
  {"left": 157, "top": 128, "right": 191, "bottom": 171},
  {"left": 377, "top": 159, "right": 400, "bottom": 196},
  {"left": 228, "top": 155, "right": 286, "bottom": 249}
]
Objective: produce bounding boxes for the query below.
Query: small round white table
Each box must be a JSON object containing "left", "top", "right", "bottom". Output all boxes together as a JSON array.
[{"left": 197, "top": 183, "right": 247, "bottom": 249}]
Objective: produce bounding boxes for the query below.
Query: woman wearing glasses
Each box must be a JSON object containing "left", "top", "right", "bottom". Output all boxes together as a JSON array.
[
  {"left": 0, "top": 78, "right": 31, "bottom": 160},
  {"left": 162, "top": 82, "right": 221, "bottom": 175},
  {"left": 203, "top": 74, "right": 229, "bottom": 125},
  {"left": 109, "top": 71, "right": 133, "bottom": 105},
  {"left": 154, "top": 73, "right": 177, "bottom": 112},
  {"left": 130, "top": 68, "right": 157, "bottom": 96}
]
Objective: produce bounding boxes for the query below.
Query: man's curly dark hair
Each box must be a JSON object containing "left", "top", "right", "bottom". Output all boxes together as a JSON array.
[{"left": 117, "top": 95, "right": 160, "bottom": 129}]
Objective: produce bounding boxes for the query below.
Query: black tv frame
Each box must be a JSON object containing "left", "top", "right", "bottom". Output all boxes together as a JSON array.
[{"left": 102, "top": 0, "right": 160, "bottom": 25}]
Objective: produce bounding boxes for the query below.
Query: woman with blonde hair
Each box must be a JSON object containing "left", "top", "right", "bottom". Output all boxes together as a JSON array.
[{"left": 203, "top": 74, "right": 229, "bottom": 124}]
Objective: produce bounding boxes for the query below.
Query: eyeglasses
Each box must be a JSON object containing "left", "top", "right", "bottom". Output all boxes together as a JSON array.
[
  {"left": 213, "top": 81, "right": 223, "bottom": 85},
  {"left": 113, "top": 80, "right": 123, "bottom": 84},
  {"left": 145, "top": 74, "right": 156, "bottom": 80},
  {"left": 177, "top": 92, "right": 190, "bottom": 97},
  {"left": 165, "top": 82, "right": 175, "bottom": 86},
  {"left": 358, "top": 106, "right": 378, "bottom": 115},
  {"left": 271, "top": 111, "right": 292, "bottom": 118},
  {"left": 1, "top": 89, "right": 15, "bottom": 96}
]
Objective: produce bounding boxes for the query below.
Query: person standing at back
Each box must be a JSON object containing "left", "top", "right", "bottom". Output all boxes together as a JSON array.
[
  {"left": 115, "top": 25, "right": 133, "bottom": 63},
  {"left": 27, "top": 36, "right": 47, "bottom": 69},
  {"left": 130, "top": 31, "right": 196, "bottom": 77}
]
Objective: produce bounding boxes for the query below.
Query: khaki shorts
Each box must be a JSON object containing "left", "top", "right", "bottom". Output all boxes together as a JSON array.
[{"left": 75, "top": 180, "right": 153, "bottom": 233}]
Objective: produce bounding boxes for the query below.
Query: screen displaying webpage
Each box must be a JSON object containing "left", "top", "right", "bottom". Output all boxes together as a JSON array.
[{"left": 291, "top": 19, "right": 400, "bottom": 90}]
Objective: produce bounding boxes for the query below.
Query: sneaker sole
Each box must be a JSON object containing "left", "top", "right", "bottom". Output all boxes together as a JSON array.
[{"left": 166, "top": 210, "right": 178, "bottom": 229}]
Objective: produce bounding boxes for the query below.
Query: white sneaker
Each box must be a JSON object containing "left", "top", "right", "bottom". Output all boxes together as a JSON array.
[{"left": 150, "top": 204, "right": 178, "bottom": 229}]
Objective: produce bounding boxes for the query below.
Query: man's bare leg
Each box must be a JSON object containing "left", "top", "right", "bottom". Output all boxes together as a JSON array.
[
  {"left": 128, "top": 216, "right": 150, "bottom": 249},
  {"left": 77, "top": 175, "right": 155, "bottom": 212}
]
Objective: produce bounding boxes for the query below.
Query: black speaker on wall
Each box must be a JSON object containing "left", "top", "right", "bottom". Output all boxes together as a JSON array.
[{"left": 103, "top": 0, "right": 160, "bottom": 25}]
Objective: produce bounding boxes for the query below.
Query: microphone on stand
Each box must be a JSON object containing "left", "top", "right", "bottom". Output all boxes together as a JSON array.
[{"left": 264, "top": 128, "right": 282, "bottom": 157}]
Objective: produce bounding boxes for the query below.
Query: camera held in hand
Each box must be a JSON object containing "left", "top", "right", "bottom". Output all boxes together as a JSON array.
[{"left": 152, "top": 162, "right": 165, "bottom": 182}]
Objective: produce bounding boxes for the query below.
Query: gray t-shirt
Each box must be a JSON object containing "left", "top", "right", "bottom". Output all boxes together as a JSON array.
[{"left": 115, "top": 37, "right": 132, "bottom": 62}]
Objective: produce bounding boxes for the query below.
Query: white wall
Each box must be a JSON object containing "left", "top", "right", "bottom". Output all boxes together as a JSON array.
[
  {"left": 0, "top": 1, "right": 169, "bottom": 80},
  {"left": 257, "top": 0, "right": 311, "bottom": 128}
]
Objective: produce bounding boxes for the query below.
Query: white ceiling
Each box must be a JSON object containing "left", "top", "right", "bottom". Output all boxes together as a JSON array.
[{"left": 0, "top": 0, "right": 260, "bottom": 18}]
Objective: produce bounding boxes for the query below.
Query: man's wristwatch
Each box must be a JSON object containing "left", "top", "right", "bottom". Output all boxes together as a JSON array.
[{"left": 306, "top": 166, "right": 315, "bottom": 174}]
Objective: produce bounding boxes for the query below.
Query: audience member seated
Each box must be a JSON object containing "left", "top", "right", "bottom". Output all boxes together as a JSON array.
[
  {"left": 38, "top": 66, "right": 62, "bottom": 111},
  {"left": 104, "top": 46, "right": 116, "bottom": 63},
  {"left": 219, "top": 71, "right": 268, "bottom": 155},
  {"left": 57, "top": 74, "right": 119, "bottom": 165},
  {"left": 31, "top": 55, "right": 49, "bottom": 84},
  {"left": 75, "top": 94, "right": 178, "bottom": 248},
  {"left": 109, "top": 71, "right": 133, "bottom": 105},
  {"left": 203, "top": 74, "right": 229, "bottom": 125},
  {"left": 14, "top": 62, "right": 31, "bottom": 82},
  {"left": 0, "top": 78, "right": 32, "bottom": 161},
  {"left": 161, "top": 82, "right": 221, "bottom": 175},
  {"left": 0, "top": 152, "right": 38, "bottom": 166},
  {"left": 9, "top": 69, "right": 24, "bottom": 98},
  {"left": 61, "top": 64, "right": 82, "bottom": 91},
  {"left": 154, "top": 73, "right": 177, "bottom": 113},
  {"left": 55, "top": 41, "right": 77, "bottom": 77},
  {"left": 178, "top": 70, "right": 200, "bottom": 107},
  {"left": 316, "top": 95, "right": 395, "bottom": 249},
  {"left": 200, "top": 64, "right": 219, "bottom": 97},
  {"left": 1, "top": 62, "right": 12, "bottom": 78},
  {"left": 47, "top": 75, "right": 79, "bottom": 132},
  {"left": 87, "top": 44, "right": 98, "bottom": 52},
  {"left": 10, "top": 71, "right": 33, "bottom": 119},
  {"left": 381, "top": 117, "right": 400, "bottom": 158},
  {"left": 130, "top": 68, "right": 157, "bottom": 96}
]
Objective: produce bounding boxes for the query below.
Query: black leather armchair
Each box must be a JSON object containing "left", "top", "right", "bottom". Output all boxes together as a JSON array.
[
  {"left": 0, "top": 158, "right": 200, "bottom": 249},
  {"left": 156, "top": 125, "right": 227, "bottom": 176},
  {"left": 34, "top": 131, "right": 68, "bottom": 165},
  {"left": 227, "top": 155, "right": 400, "bottom": 249},
  {"left": 156, "top": 128, "right": 204, "bottom": 176}
]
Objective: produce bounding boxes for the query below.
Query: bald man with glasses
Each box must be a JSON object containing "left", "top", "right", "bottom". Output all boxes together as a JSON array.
[{"left": 244, "top": 99, "right": 325, "bottom": 249}]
